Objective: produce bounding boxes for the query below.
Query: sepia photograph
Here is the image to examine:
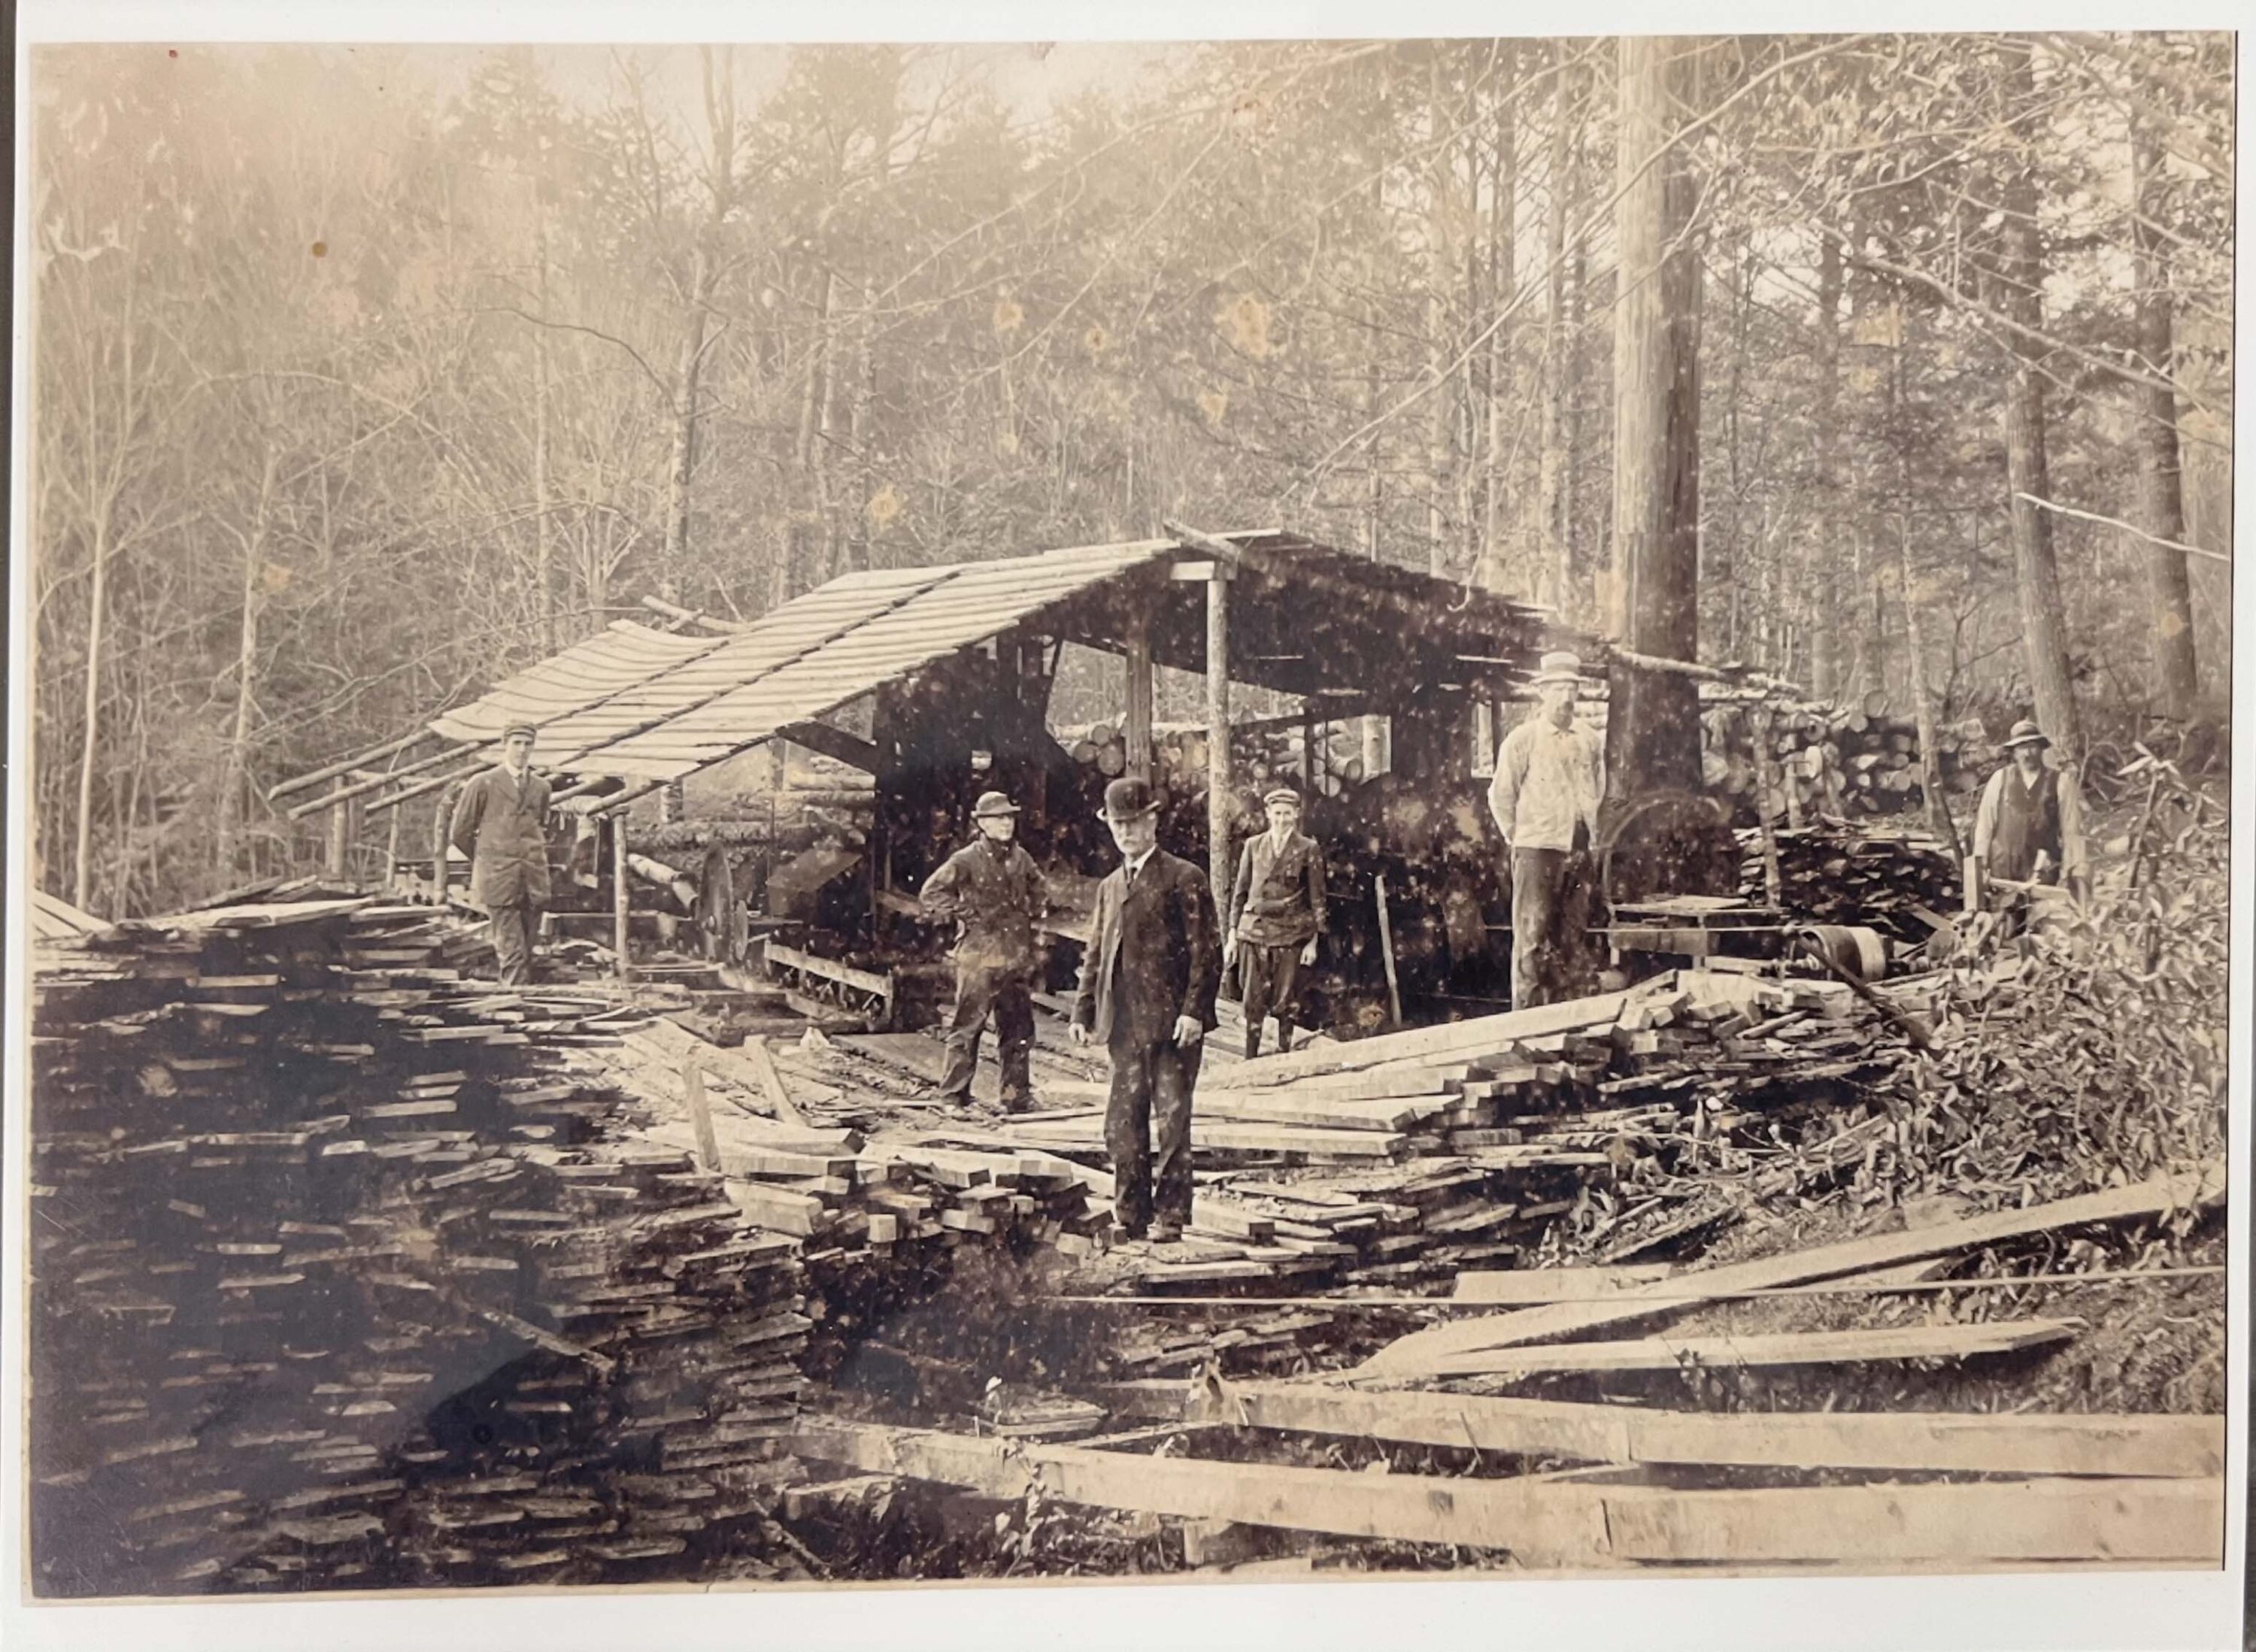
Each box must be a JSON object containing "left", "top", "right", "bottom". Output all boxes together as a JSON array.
[{"left": 5, "top": 7, "right": 2245, "bottom": 1647}]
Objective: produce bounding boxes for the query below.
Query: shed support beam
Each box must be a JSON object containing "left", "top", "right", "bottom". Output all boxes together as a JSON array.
[
  {"left": 612, "top": 814, "right": 632, "bottom": 981},
  {"left": 1205, "top": 568, "right": 1232, "bottom": 912},
  {"left": 1125, "top": 597, "right": 1154, "bottom": 784}
]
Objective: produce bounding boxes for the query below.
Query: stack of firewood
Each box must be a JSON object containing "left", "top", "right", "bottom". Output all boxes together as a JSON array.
[
  {"left": 1740, "top": 821, "right": 1963, "bottom": 942},
  {"left": 1696, "top": 695, "right": 1984, "bottom": 824}
]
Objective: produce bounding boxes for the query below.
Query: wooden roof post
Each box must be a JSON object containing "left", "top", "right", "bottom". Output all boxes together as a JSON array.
[
  {"left": 326, "top": 802, "right": 350, "bottom": 881},
  {"left": 1125, "top": 590, "right": 1154, "bottom": 784},
  {"left": 1206, "top": 566, "right": 1232, "bottom": 914},
  {"left": 612, "top": 811, "right": 632, "bottom": 981}
]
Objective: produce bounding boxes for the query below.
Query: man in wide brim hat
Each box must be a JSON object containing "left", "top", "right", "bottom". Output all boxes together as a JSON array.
[
  {"left": 1487, "top": 650, "right": 1606, "bottom": 1010},
  {"left": 1224, "top": 784, "right": 1327, "bottom": 1059},
  {"left": 1069, "top": 776, "right": 1220, "bottom": 1244},
  {"left": 450, "top": 721, "right": 553, "bottom": 985},
  {"left": 1972, "top": 717, "right": 2088, "bottom": 902},
  {"left": 920, "top": 789, "right": 1046, "bottom": 1112}
]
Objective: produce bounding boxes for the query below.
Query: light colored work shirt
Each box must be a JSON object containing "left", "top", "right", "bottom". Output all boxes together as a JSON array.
[{"left": 1487, "top": 715, "right": 1605, "bottom": 853}]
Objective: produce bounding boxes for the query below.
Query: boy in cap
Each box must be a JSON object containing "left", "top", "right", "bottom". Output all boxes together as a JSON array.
[
  {"left": 1224, "top": 786, "right": 1327, "bottom": 1058},
  {"left": 1487, "top": 651, "right": 1606, "bottom": 1009},
  {"left": 1069, "top": 778, "right": 1221, "bottom": 1244},
  {"left": 450, "top": 722, "right": 553, "bottom": 986},
  {"left": 1972, "top": 719, "right": 2089, "bottom": 903},
  {"left": 919, "top": 790, "right": 1048, "bottom": 1112}
]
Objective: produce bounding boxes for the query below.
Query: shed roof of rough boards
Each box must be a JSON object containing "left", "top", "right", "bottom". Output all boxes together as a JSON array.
[{"left": 408, "top": 529, "right": 1590, "bottom": 793}]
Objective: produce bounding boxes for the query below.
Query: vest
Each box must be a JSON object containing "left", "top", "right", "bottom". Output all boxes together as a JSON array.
[{"left": 1992, "top": 765, "right": 2062, "bottom": 884}]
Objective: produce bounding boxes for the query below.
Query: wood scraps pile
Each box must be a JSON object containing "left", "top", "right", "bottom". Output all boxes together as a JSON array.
[{"left": 30, "top": 899, "right": 817, "bottom": 1596}]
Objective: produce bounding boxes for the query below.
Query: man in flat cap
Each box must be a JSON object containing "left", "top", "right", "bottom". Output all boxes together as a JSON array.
[
  {"left": 1069, "top": 778, "right": 1221, "bottom": 1244},
  {"left": 920, "top": 790, "right": 1047, "bottom": 1112},
  {"left": 1971, "top": 718, "right": 2089, "bottom": 904},
  {"left": 1224, "top": 785, "right": 1327, "bottom": 1059},
  {"left": 450, "top": 722, "right": 553, "bottom": 986},
  {"left": 1487, "top": 651, "right": 1606, "bottom": 1009}
]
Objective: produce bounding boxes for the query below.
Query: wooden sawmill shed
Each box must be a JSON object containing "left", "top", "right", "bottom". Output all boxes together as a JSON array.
[{"left": 277, "top": 526, "right": 1595, "bottom": 1028}]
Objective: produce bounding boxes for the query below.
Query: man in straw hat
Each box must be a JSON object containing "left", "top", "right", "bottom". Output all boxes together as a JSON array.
[
  {"left": 920, "top": 790, "right": 1048, "bottom": 1113},
  {"left": 450, "top": 722, "right": 553, "bottom": 986},
  {"left": 1971, "top": 718, "right": 2089, "bottom": 904},
  {"left": 1069, "top": 778, "right": 1221, "bottom": 1244},
  {"left": 1224, "top": 785, "right": 1327, "bottom": 1059},
  {"left": 1487, "top": 651, "right": 1606, "bottom": 1009}
]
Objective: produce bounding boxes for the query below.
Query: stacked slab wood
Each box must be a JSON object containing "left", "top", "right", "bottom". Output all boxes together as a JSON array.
[
  {"left": 29, "top": 899, "right": 815, "bottom": 1597},
  {"left": 1741, "top": 821, "right": 1961, "bottom": 943}
]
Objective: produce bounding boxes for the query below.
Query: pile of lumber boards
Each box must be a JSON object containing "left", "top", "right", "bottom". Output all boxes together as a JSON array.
[
  {"left": 1742, "top": 821, "right": 1962, "bottom": 943},
  {"left": 29, "top": 899, "right": 818, "bottom": 1596}
]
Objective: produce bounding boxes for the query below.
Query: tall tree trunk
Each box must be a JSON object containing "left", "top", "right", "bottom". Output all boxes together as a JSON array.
[
  {"left": 1897, "top": 517, "right": 1960, "bottom": 859},
  {"left": 1477, "top": 47, "right": 1515, "bottom": 593},
  {"left": 1536, "top": 41, "right": 1572, "bottom": 612},
  {"left": 1424, "top": 49, "right": 1454, "bottom": 580},
  {"left": 532, "top": 211, "right": 556, "bottom": 650},
  {"left": 1995, "top": 44, "right": 2083, "bottom": 759},
  {"left": 2130, "top": 129, "right": 2199, "bottom": 720},
  {"left": 666, "top": 47, "right": 738, "bottom": 570},
  {"left": 1562, "top": 232, "right": 1587, "bottom": 622},
  {"left": 666, "top": 237, "right": 714, "bottom": 565},
  {"left": 217, "top": 445, "right": 283, "bottom": 881},
  {"left": 1807, "top": 233, "right": 1843, "bottom": 702},
  {"left": 72, "top": 507, "right": 111, "bottom": 912},
  {"left": 1605, "top": 35, "right": 1703, "bottom": 802},
  {"left": 845, "top": 283, "right": 875, "bottom": 574}
]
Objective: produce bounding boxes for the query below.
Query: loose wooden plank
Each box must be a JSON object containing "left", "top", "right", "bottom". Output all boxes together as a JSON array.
[
  {"left": 787, "top": 1420, "right": 2220, "bottom": 1566},
  {"left": 1207, "top": 993, "right": 1632, "bottom": 1090},
  {"left": 1196, "top": 1090, "right": 1447, "bottom": 1132},
  {"left": 1406, "top": 1318, "right": 2076, "bottom": 1378},
  {"left": 1192, "top": 1381, "right": 2224, "bottom": 1479},
  {"left": 1005, "top": 1117, "right": 1407, "bottom": 1159},
  {"left": 1359, "top": 1163, "right": 2226, "bottom": 1376},
  {"left": 1453, "top": 1266, "right": 1676, "bottom": 1304}
]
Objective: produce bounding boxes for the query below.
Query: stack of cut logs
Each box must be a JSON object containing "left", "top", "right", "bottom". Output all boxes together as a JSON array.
[
  {"left": 1742, "top": 823, "right": 1963, "bottom": 944},
  {"left": 1696, "top": 694, "right": 1987, "bottom": 824},
  {"left": 29, "top": 900, "right": 817, "bottom": 1596}
]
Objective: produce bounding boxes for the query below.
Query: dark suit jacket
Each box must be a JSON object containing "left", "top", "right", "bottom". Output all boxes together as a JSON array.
[{"left": 1072, "top": 849, "right": 1221, "bottom": 1047}]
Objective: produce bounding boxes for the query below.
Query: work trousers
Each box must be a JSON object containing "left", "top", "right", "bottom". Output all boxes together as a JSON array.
[
  {"left": 1236, "top": 940, "right": 1305, "bottom": 1057},
  {"left": 1510, "top": 846, "right": 1593, "bottom": 1011},
  {"left": 489, "top": 901, "right": 541, "bottom": 987},
  {"left": 938, "top": 961, "right": 1035, "bottom": 1108},
  {"left": 1104, "top": 1034, "right": 1202, "bottom": 1234}
]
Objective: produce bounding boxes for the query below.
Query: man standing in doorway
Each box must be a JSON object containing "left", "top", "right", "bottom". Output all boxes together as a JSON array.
[
  {"left": 1971, "top": 719, "right": 2090, "bottom": 904},
  {"left": 1487, "top": 652, "right": 1606, "bottom": 1010},
  {"left": 1224, "top": 786, "right": 1327, "bottom": 1058},
  {"left": 919, "top": 790, "right": 1046, "bottom": 1114},
  {"left": 450, "top": 722, "right": 553, "bottom": 987},
  {"left": 1069, "top": 778, "right": 1221, "bottom": 1244}
]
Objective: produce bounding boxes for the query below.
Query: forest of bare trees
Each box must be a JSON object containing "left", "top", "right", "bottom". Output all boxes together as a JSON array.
[{"left": 30, "top": 35, "right": 2233, "bottom": 917}]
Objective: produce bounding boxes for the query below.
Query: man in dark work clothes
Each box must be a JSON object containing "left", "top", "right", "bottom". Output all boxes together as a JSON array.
[
  {"left": 1224, "top": 786, "right": 1327, "bottom": 1058},
  {"left": 1069, "top": 778, "right": 1221, "bottom": 1245},
  {"left": 918, "top": 790, "right": 1046, "bottom": 1113},
  {"left": 1970, "top": 719, "right": 2090, "bottom": 904},
  {"left": 449, "top": 722, "right": 553, "bottom": 986}
]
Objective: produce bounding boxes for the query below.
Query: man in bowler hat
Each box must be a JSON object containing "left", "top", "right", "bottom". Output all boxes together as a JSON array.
[
  {"left": 1069, "top": 778, "right": 1221, "bottom": 1244},
  {"left": 920, "top": 789, "right": 1046, "bottom": 1112}
]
